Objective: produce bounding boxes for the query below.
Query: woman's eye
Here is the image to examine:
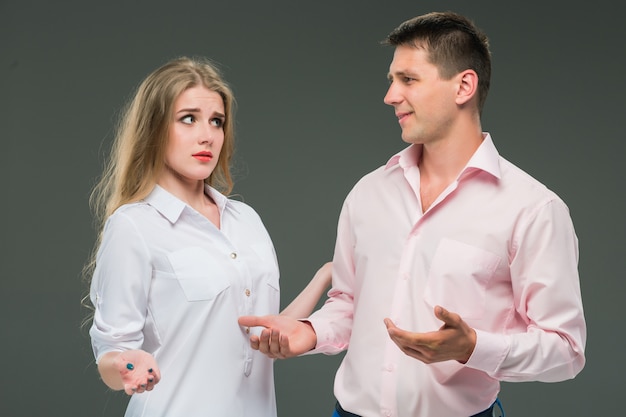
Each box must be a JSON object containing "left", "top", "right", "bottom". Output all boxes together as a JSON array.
[
  {"left": 181, "top": 115, "right": 195, "bottom": 124},
  {"left": 210, "top": 118, "right": 224, "bottom": 128}
]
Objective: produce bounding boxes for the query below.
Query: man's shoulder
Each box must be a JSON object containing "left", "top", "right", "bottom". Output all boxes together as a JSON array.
[
  {"left": 498, "top": 156, "right": 562, "bottom": 203},
  {"left": 352, "top": 164, "right": 393, "bottom": 189}
]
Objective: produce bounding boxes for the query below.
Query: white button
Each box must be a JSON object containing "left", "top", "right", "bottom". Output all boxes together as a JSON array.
[
  {"left": 230, "top": 252, "right": 237, "bottom": 259},
  {"left": 245, "top": 289, "right": 251, "bottom": 297}
]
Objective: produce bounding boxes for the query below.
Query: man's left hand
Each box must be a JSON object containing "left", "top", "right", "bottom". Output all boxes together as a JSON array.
[{"left": 384, "top": 306, "right": 476, "bottom": 364}]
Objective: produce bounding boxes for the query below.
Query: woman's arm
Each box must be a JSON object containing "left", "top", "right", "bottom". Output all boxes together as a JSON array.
[{"left": 280, "top": 262, "right": 332, "bottom": 318}]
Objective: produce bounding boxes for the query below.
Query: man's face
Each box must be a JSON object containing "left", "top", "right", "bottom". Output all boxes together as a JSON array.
[{"left": 384, "top": 45, "right": 459, "bottom": 145}]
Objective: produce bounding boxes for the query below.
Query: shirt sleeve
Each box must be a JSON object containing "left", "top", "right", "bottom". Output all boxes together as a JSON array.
[
  {"left": 465, "top": 198, "right": 587, "bottom": 382},
  {"left": 89, "top": 211, "right": 152, "bottom": 363},
  {"left": 306, "top": 198, "right": 355, "bottom": 355}
]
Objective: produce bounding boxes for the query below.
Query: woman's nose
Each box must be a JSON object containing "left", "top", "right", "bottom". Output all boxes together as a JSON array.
[{"left": 198, "top": 122, "right": 214, "bottom": 144}]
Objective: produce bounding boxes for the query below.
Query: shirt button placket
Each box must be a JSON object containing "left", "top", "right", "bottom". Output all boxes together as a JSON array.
[
  {"left": 231, "top": 249, "right": 253, "bottom": 374},
  {"left": 231, "top": 250, "right": 254, "bottom": 318},
  {"left": 244, "top": 284, "right": 251, "bottom": 332}
]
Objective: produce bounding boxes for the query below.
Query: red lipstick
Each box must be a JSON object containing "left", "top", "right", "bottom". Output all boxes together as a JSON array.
[{"left": 193, "top": 151, "right": 213, "bottom": 162}]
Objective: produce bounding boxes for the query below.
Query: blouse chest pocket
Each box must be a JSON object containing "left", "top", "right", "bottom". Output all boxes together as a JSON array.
[
  {"left": 423, "top": 238, "right": 501, "bottom": 321},
  {"left": 250, "top": 242, "right": 280, "bottom": 292},
  {"left": 167, "top": 247, "right": 231, "bottom": 302}
]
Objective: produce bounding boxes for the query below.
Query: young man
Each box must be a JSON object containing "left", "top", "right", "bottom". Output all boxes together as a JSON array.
[{"left": 239, "top": 11, "right": 586, "bottom": 417}]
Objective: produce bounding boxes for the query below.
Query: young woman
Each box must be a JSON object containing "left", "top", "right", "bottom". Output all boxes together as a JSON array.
[{"left": 85, "top": 56, "right": 331, "bottom": 417}]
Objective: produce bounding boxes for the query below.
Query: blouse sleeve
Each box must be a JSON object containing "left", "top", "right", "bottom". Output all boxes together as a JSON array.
[{"left": 89, "top": 211, "right": 152, "bottom": 363}]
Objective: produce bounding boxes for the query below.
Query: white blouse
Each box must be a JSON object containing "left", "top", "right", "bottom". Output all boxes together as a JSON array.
[{"left": 90, "top": 185, "right": 280, "bottom": 417}]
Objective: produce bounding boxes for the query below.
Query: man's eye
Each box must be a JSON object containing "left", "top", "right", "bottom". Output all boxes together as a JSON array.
[
  {"left": 181, "top": 115, "right": 194, "bottom": 124},
  {"left": 210, "top": 118, "right": 224, "bottom": 128}
]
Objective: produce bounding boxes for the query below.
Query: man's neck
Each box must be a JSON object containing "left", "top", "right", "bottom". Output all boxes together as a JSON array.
[{"left": 417, "top": 127, "right": 483, "bottom": 212}]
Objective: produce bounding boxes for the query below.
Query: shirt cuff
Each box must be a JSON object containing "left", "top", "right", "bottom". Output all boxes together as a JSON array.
[
  {"left": 94, "top": 347, "right": 125, "bottom": 365},
  {"left": 299, "top": 318, "right": 348, "bottom": 356},
  {"left": 464, "top": 329, "right": 509, "bottom": 375}
]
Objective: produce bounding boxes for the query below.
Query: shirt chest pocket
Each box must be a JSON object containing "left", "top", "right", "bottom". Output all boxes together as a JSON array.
[
  {"left": 423, "top": 239, "right": 501, "bottom": 320},
  {"left": 167, "top": 247, "right": 231, "bottom": 302}
]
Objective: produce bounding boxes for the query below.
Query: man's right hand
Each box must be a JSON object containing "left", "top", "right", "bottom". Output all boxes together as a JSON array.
[{"left": 238, "top": 315, "right": 317, "bottom": 359}]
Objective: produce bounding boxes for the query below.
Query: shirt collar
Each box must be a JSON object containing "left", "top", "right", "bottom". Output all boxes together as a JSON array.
[
  {"left": 385, "top": 142, "right": 421, "bottom": 171},
  {"left": 384, "top": 133, "right": 501, "bottom": 180},
  {"left": 144, "top": 184, "right": 237, "bottom": 224},
  {"left": 463, "top": 133, "right": 501, "bottom": 180}
]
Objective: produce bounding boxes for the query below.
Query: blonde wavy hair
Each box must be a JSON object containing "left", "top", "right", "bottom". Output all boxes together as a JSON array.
[{"left": 82, "top": 56, "right": 236, "bottom": 323}]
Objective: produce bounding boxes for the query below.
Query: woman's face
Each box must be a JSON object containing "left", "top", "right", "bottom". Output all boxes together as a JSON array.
[{"left": 160, "top": 85, "right": 225, "bottom": 189}]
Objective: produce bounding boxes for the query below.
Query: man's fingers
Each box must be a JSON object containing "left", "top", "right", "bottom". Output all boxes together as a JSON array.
[
  {"left": 435, "top": 306, "right": 449, "bottom": 321},
  {"left": 269, "top": 328, "right": 282, "bottom": 356},
  {"left": 238, "top": 315, "right": 269, "bottom": 328},
  {"left": 249, "top": 335, "right": 260, "bottom": 350},
  {"left": 279, "top": 333, "right": 291, "bottom": 354},
  {"left": 258, "top": 329, "right": 272, "bottom": 354},
  {"left": 434, "top": 306, "right": 462, "bottom": 328},
  {"left": 383, "top": 318, "right": 395, "bottom": 330},
  {"left": 385, "top": 318, "right": 435, "bottom": 348},
  {"left": 385, "top": 318, "right": 412, "bottom": 341}
]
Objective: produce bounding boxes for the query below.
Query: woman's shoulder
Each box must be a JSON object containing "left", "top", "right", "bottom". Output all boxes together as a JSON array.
[
  {"left": 227, "top": 197, "right": 261, "bottom": 218},
  {"left": 113, "top": 200, "right": 153, "bottom": 216},
  {"left": 105, "top": 201, "right": 156, "bottom": 228}
]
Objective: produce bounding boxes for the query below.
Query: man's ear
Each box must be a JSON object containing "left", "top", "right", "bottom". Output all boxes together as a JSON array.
[{"left": 455, "top": 69, "right": 478, "bottom": 106}]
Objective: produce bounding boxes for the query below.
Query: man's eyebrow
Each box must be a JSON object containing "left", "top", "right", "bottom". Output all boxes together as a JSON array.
[{"left": 388, "top": 70, "right": 418, "bottom": 80}]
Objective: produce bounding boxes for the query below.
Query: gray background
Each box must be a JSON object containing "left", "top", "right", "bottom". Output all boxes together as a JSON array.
[{"left": 1, "top": 1, "right": 624, "bottom": 416}]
